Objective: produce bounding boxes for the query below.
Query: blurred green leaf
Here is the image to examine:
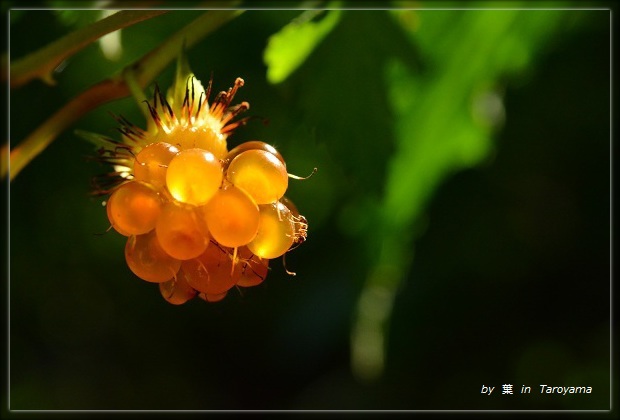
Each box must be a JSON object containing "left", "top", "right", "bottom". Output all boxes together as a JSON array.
[
  {"left": 382, "top": 9, "right": 571, "bottom": 229},
  {"left": 51, "top": 7, "right": 103, "bottom": 29},
  {"left": 351, "top": 8, "right": 571, "bottom": 382},
  {"left": 264, "top": 9, "right": 342, "bottom": 84}
]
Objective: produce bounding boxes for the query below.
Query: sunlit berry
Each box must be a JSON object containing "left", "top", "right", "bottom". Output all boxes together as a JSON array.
[
  {"left": 156, "top": 201, "right": 210, "bottom": 260},
  {"left": 125, "top": 230, "right": 182, "bottom": 283},
  {"left": 166, "top": 148, "right": 223, "bottom": 205},
  {"left": 247, "top": 201, "right": 295, "bottom": 259},
  {"left": 226, "top": 149, "right": 288, "bottom": 204},
  {"left": 201, "top": 186, "right": 259, "bottom": 248},
  {"left": 107, "top": 181, "right": 163, "bottom": 236},
  {"left": 133, "top": 141, "right": 179, "bottom": 190}
]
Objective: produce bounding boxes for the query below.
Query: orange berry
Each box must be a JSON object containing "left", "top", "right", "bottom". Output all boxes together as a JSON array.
[
  {"left": 226, "top": 149, "right": 288, "bottom": 204},
  {"left": 182, "top": 245, "right": 240, "bottom": 295},
  {"left": 247, "top": 201, "right": 295, "bottom": 259},
  {"left": 236, "top": 246, "right": 269, "bottom": 287},
  {"left": 166, "top": 148, "right": 223, "bottom": 205},
  {"left": 201, "top": 186, "right": 259, "bottom": 248},
  {"left": 133, "top": 141, "right": 179, "bottom": 190},
  {"left": 107, "top": 181, "right": 163, "bottom": 236},
  {"left": 125, "top": 230, "right": 181, "bottom": 283},
  {"left": 156, "top": 201, "right": 210, "bottom": 260},
  {"left": 159, "top": 269, "right": 198, "bottom": 305}
]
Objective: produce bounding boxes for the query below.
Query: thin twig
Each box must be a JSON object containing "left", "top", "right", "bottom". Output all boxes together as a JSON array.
[
  {"left": 9, "top": 10, "right": 170, "bottom": 89},
  {"left": 6, "top": 9, "right": 244, "bottom": 181}
]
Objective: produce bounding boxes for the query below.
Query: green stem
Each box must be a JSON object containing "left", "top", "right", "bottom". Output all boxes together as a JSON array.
[
  {"left": 7, "top": 9, "right": 244, "bottom": 181},
  {"left": 10, "top": 10, "right": 169, "bottom": 89},
  {"left": 123, "top": 66, "right": 151, "bottom": 123},
  {"left": 129, "top": 9, "right": 243, "bottom": 88}
]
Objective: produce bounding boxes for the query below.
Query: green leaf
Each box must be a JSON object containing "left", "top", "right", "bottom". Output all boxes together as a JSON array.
[
  {"left": 351, "top": 8, "right": 570, "bottom": 382},
  {"left": 51, "top": 6, "right": 103, "bottom": 29},
  {"left": 264, "top": 9, "right": 342, "bottom": 84}
]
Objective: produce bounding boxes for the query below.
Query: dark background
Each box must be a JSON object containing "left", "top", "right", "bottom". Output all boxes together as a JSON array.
[{"left": 4, "top": 3, "right": 613, "bottom": 412}]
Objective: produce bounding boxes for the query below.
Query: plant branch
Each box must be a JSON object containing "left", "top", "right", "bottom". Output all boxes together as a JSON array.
[
  {"left": 6, "top": 9, "right": 244, "bottom": 181},
  {"left": 9, "top": 10, "right": 169, "bottom": 89}
]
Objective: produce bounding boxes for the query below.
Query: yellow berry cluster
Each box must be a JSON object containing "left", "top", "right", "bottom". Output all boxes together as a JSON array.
[{"left": 95, "top": 72, "right": 308, "bottom": 304}]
